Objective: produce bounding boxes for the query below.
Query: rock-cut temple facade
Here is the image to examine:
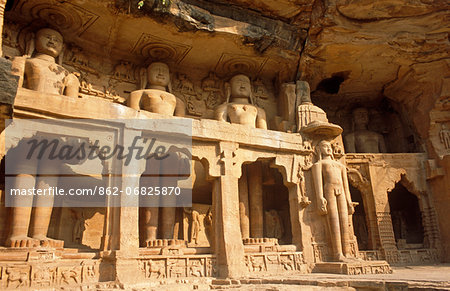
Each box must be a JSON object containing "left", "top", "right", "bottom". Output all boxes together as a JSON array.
[{"left": 0, "top": 0, "right": 448, "bottom": 289}]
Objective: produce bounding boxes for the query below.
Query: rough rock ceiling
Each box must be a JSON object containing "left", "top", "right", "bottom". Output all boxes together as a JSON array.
[
  {"left": 299, "top": 0, "right": 449, "bottom": 140},
  {"left": 5, "top": 0, "right": 306, "bottom": 81},
  {"left": 5, "top": 0, "right": 449, "bottom": 138},
  {"left": 181, "top": 0, "right": 314, "bottom": 27}
]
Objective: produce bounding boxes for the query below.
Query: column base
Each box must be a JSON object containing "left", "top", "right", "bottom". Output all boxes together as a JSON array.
[
  {"left": 144, "top": 239, "right": 187, "bottom": 248},
  {"left": 5, "top": 237, "right": 64, "bottom": 248}
]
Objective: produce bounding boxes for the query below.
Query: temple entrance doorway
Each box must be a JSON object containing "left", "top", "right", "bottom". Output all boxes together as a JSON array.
[
  {"left": 350, "top": 185, "right": 369, "bottom": 250},
  {"left": 239, "top": 160, "right": 292, "bottom": 245},
  {"left": 388, "top": 183, "right": 424, "bottom": 249}
]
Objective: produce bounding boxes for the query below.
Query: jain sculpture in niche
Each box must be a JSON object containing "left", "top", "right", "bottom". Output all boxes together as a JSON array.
[
  {"left": 128, "top": 62, "right": 186, "bottom": 116},
  {"left": 6, "top": 28, "right": 81, "bottom": 248},
  {"left": 11, "top": 28, "right": 80, "bottom": 97},
  {"left": 344, "top": 107, "right": 386, "bottom": 153},
  {"left": 312, "top": 140, "right": 355, "bottom": 261},
  {"left": 214, "top": 74, "right": 267, "bottom": 129}
]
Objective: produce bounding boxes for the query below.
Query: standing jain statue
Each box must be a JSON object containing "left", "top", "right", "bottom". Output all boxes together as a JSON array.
[
  {"left": 344, "top": 107, "right": 386, "bottom": 153},
  {"left": 128, "top": 62, "right": 185, "bottom": 116},
  {"left": 214, "top": 74, "right": 267, "bottom": 129},
  {"left": 6, "top": 28, "right": 80, "bottom": 248},
  {"left": 312, "top": 140, "right": 355, "bottom": 261},
  {"left": 12, "top": 28, "right": 80, "bottom": 96}
]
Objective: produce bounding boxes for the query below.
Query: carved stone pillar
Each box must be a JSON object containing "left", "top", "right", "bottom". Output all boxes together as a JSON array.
[
  {"left": 368, "top": 164, "right": 399, "bottom": 263},
  {"left": 238, "top": 166, "right": 250, "bottom": 239},
  {"left": 113, "top": 129, "right": 144, "bottom": 285},
  {"left": 247, "top": 161, "right": 263, "bottom": 238},
  {"left": 213, "top": 142, "right": 246, "bottom": 278},
  {"left": 288, "top": 183, "right": 314, "bottom": 263}
]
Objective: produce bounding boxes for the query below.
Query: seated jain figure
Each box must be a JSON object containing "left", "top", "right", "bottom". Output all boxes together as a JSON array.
[
  {"left": 344, "top": 108, "right": 386, "bottom": 153},
  {"left": 128, "top": 62, "right": 185, "bottom": 116},
  {"left": 312, "top": 140, "right": 355, "bottom": 261},
  {"left": 215, "top": 74, "right": 267, "bottom": 129},
  {"left": 12, "top": 28, "right": 79, "bottom": 97}
]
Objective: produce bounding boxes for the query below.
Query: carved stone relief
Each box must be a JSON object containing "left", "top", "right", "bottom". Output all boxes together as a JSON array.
[
  {"left": 6, "top": 266, "right": 30, "bottom": 289},
  {"left": 439, "top": 122, "right": 450, "bottom": 150},
  {"left": 15, "top": 1, "right": 99, "bottom": 36},
  {"left": 244, "top": 252, "right": 305, "bottom": 274},
  {"left": 140, "top": 256, "right": 216, "bottom": 279},
  {"left": 183, "top": 204, "right": 212, "bottom": 247},
  {"left": 131, "top": 33, "right": 192, "bottom": 64}
]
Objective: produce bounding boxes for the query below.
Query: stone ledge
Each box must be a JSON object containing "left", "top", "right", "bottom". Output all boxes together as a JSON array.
[
  {"left": 13, "top": 88, "right": 311, "bottom": 154},
  {"left": 313, "top": 260, "right": 392, "bottom": 275}
]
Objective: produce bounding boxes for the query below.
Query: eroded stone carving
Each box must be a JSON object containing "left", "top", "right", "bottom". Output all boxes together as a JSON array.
[
  {"left": 112, "top": 61, "right": 135, "bottom": 82},
  {"left": 6, "top": 267, "right": 30, "bottom": 288},
  {"left": 71, "top": 210, "right": 87, "bottom": 245},
  {"left": 184, "top": 207, "right": 201, "bottom": 245},
  {"left": 214, "top": 74, "right": 267, "bottom": 129},
  {"left": 11, "top": 28, "right": 80, "bottom": 97},
  {"left": 174, "top": 73, "right": 204, "bottom": 116},
  {"left": 344, "top": 108, "right": 386, "bottom": 153},
  {"left": 264, "top": 209, "right": 284, "bottom": 240},
  {"left": 202, "top": 72, "right": 223, "bottom": 109},
  {"left": 312, "top": 140, "right": 355, "bottom": 262},
  {"left": 439, "top": 123, "right": 450, "bottom": 149},
  {"left": 128, "top": 62, "right": 185, "bottom": 116}
]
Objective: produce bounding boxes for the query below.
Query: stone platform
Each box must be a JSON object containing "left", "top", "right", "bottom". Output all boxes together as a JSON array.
[{"left": 313, "top": 260, "right": 392, "bottom": 275}]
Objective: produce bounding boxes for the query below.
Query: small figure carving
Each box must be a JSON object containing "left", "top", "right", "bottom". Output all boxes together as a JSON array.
[
  {"left": 60, "top": 269, "right": 79, "bottom": 285},
  {"left": 281, "top": 255, "right": 295, "bottom": 271},
  {"left": 252, "top": 78, "right": 269, "bottom": 108},
  {"left": 6, "top": 268, "right": 29, "bottom": 288},
  {"left": 113, "top": 61, "right": 134, "bottom": 82},
  {"left": 71, "top": 210, "right": 87, "bottom": 244},
  {"left": 264, "top": 209, "right": 284, "bottom": 240},
  {"left": 312, "top": 140, "right": 355, "bottom": 262},
  {"left": 206, "top": 258, "right": 217, "bottom": 277},
  {"left": 128, "top": 62, "right": 185, "bottom": 116},
  {"left": 253, "top": 78, "right": 268, "bottom": 100},
  {"left": 202, "top": 72, "right": 223, "bottom": 109},
  {"left": 168, "top": 260, "right": 185, "bottom": 278},
  {"left": 69, "top": 45, "right": 89, "bottom": 68},
  {"left": 3, "top": 21, "right": 20, "bottom": 48},
  {"left": 11, "top": 28, "right": 80, "bottom": 97},
  {"left": 344, "top": 108, "right": 386, "bottom": 153},
  {"left": 175, "top": 73, "right": 204, "bottom": 116},
  {"left": 204, "top": 207, "right": 213, "bottom": 245},
  {"left": 85, "top": 265, "right": 96, "bottom": 278},
  {"left": 332, "top": 142, "right": 344, "bottom": 159},
  {"left": 189, "top": 260, "right": 204, "bottom": 277},
  {"left": 146, "top": 260, "right": 165, "bottom": 279},
  {"left": 176, "top": 73, "right": 195, "bottom": 94},
  {"left": 33, "top": 268, "right": 55, "bottom": 287},
  {"left": 439, "top": 123, "right": 450, "bottom": 149},
  {"left": 184, "top": 207, "right": 201, "bottom": 245},
  {"left": 248, "top": 256, "right": 265, "bottom": 272},
  {"left": 214, "top": 74, "right": 267, "bottom": 129}
]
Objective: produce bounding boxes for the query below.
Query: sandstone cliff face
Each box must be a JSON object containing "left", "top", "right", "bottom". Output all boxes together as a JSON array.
[
  {"left": 179, "top": 0, "right": 449, "bottom": 150},
  {"left": 299, "top": 0, "right": 449, "bottom": 145}
]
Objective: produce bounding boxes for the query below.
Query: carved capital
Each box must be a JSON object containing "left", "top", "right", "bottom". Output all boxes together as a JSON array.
[{"left": 218, "top": 141, "right": 241, "bottom": 177}]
